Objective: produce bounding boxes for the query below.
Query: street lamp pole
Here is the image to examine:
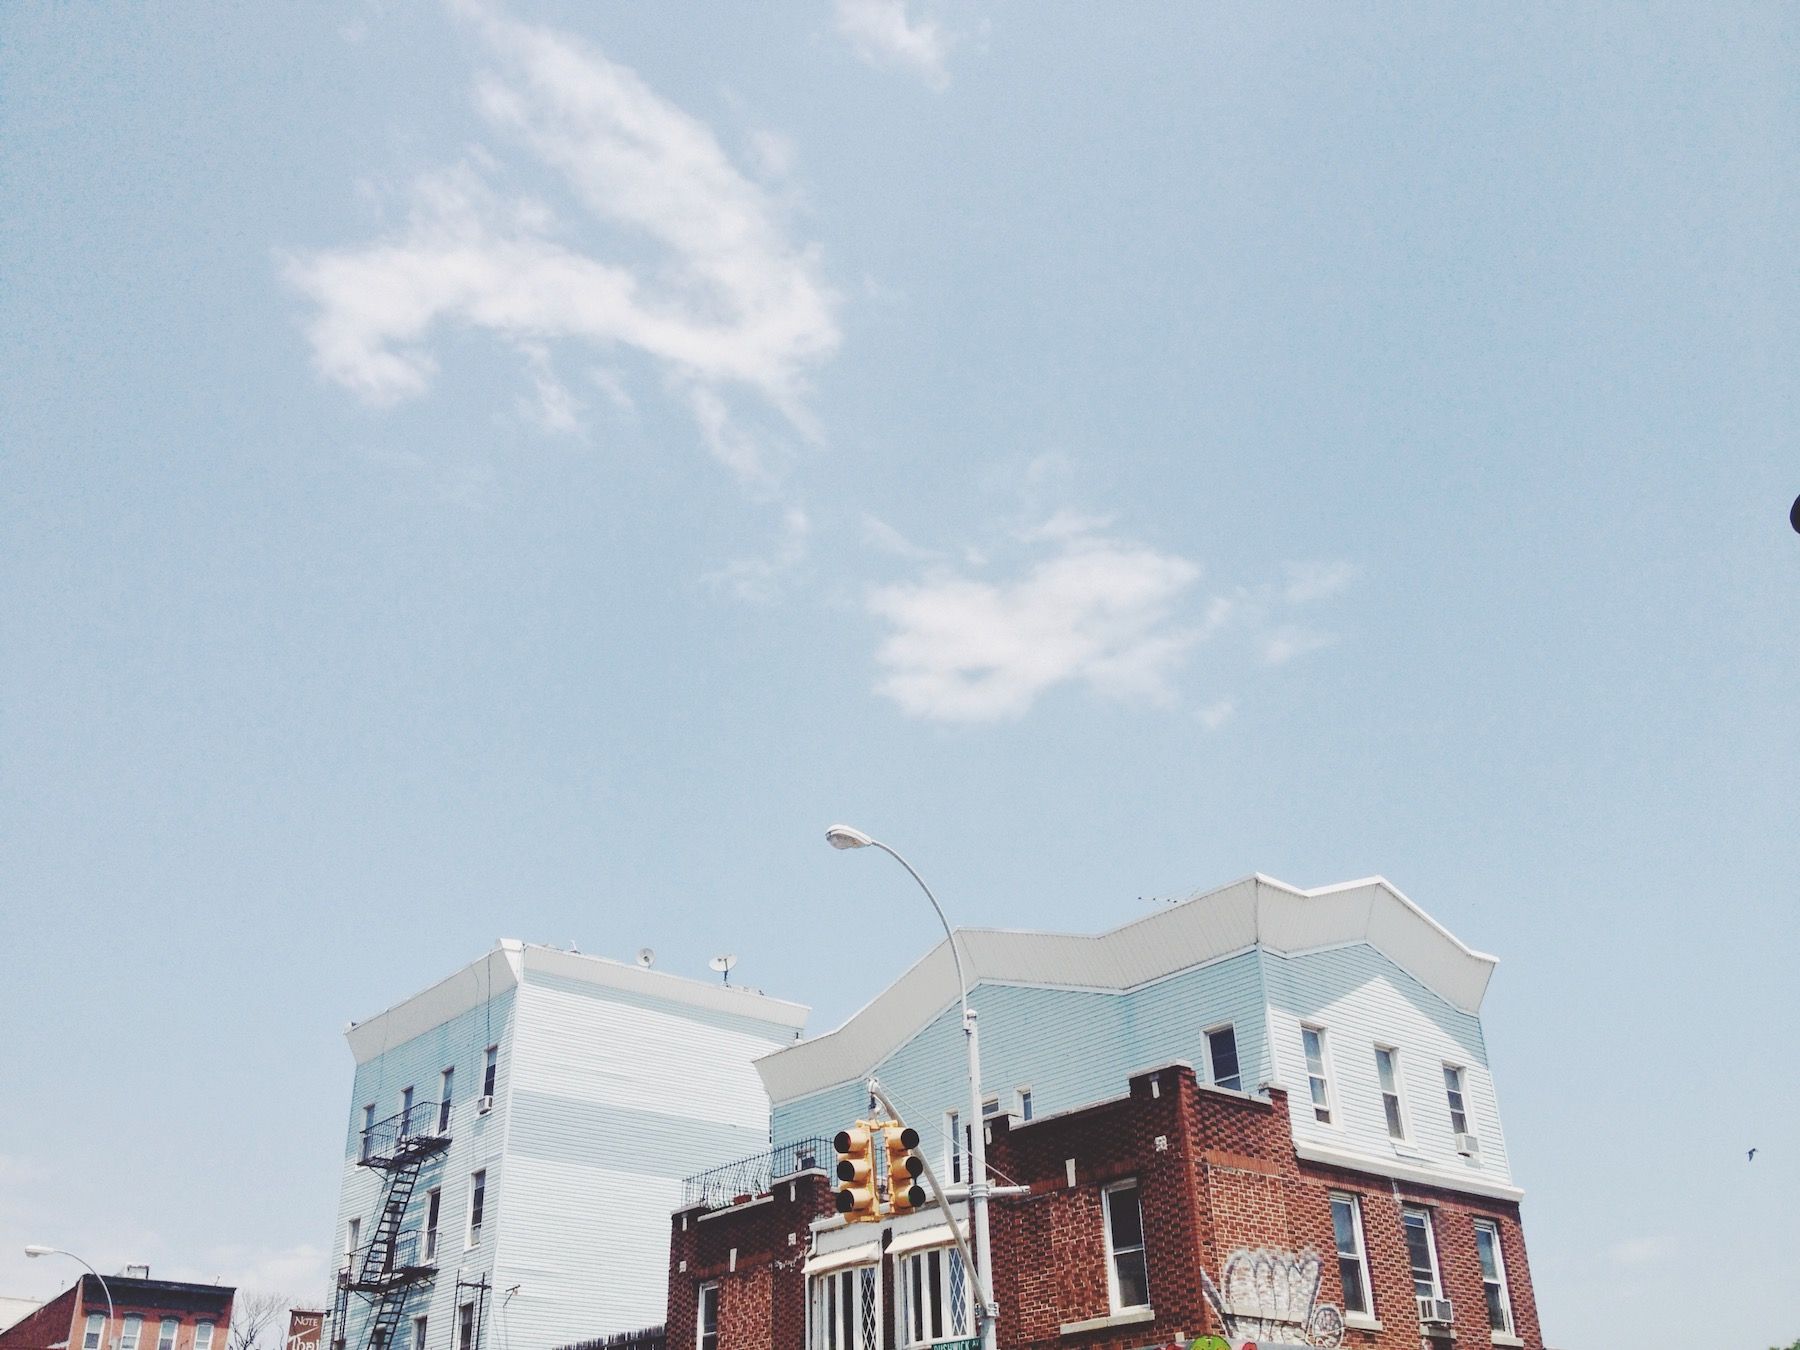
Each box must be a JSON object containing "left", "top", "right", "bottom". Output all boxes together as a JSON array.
[
  {"left": 25, "top": 1247, "right": 116, "bottom": 1350},
  {"left": 825, "top": 826, "right": 998, "bottom": 1350}
]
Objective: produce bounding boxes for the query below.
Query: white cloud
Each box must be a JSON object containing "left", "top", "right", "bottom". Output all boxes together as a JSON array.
[
  {"left": 1197, "top": 698, "right": 1236, "bottom": 730},
  {"left": 1261, "top": 625, "right": 1334, "bottom": 666},
  {"left": 835, "top": 0, "right": 951, "bottom": 89},
  {"left": 705, "top": 506, "right": 811, "bottom": 604},
  {"left": 1283, "top": 559, "right": 1358, "bottom": 604},
  {"left": 285, "top": 4, "right": 838, "bottom": 484},
  {"left": 868, "top": 527, "right": 1208, "bottom": 721}
]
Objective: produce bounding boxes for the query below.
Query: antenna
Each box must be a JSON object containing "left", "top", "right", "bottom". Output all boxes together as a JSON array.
[
  {"left": 709, "top": 953, "right": 738, "bottom": 986},
  {"left": 636, "top": 948, "right": 656, "bottom": 969}
]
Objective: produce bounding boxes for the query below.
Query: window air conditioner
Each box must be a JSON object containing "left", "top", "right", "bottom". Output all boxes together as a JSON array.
[
  {"left": 1417, "top": 1296, "right": 1455, "bottom": 1326},
  {"left": 477, "top": 1095, "right": 494, "bottom": 1115},
  {"left": 1455, "top": 1132, "right": 1481, "bottom": 1157}
]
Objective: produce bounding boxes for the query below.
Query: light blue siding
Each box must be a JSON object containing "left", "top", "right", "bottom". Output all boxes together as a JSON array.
[{"left": 772, "top": 943, "right": 1515, "bottom": 1192}]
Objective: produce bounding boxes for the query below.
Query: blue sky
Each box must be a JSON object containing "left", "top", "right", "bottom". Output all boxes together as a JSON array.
[{"left": 2, "top": 3, "right": 1796, "bottom": 1345}]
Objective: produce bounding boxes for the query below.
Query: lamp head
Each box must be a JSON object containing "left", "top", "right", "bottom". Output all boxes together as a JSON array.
[
  {"left": 825, "top": 824, "right": 873, "bottom": 851},
  {"left": 23, "top": 1245, "right": 54, "bottom": 1258}
]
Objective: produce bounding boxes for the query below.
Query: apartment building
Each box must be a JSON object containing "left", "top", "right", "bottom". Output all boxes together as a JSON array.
[
  {"left": 667, "top": 873, "right": 1544, "bottom": 1349},
  {"left": 330, "top": 941, "right": 808, "bottom": 1350},
  {"left": 0, "top": 1276, "right": 233, "bottom": 1350}
]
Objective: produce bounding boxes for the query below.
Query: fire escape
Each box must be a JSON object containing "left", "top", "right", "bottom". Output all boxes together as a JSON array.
[{"left": 333, "top": 1100, "right": 450, "bottom": 1350}]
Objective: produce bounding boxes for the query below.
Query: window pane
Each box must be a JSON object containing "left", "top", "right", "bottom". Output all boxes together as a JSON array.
[
  {"left": 1114, "top": 1250, "right": 1150, "bottom": 1309},
  {"left": 1303, "top": 1027, "right": 1324, "bottom": 1072},
  {"left": 1474, "top": 1225, "right": 1500, "bottom": 1280},
  {"left": 1208, "top": 1028, "right": 1241, "bottom": 1089},
  {"left": 1338, "top": 1256, "right": 1368, "bottom": 1314},
  {"left": 1330, "top": 1198, "right": 1357, "bottom": 1254},
  {"left": 1402, "top": 1212, "right": 1437, "bottom": 1297},
  {"left": 1383, "top": 1093, "right": 1405, "bottom": 1138},
  {"left": 1019, "top": 1090, "right": 1033, "bottom": 1121},
  {"left": 1107, "top": 1185, "right": 1144, "bottom": 1249}
]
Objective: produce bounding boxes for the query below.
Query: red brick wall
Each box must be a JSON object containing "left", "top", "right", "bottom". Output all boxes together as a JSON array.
[
  {"left": 0, "top": 1287, "right": 77, "bottom": 1350},
  {"left": 664, "top": 1067, "right": 1545, "bottom": 1350}
]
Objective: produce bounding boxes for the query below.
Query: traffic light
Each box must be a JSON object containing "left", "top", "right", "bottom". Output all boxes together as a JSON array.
[
  {"left": 885, "top": 1125, "right": 925, "bottom": 1213},
  {"left": 834, "top": 1125, "right": 878, "bottom": 1220}
]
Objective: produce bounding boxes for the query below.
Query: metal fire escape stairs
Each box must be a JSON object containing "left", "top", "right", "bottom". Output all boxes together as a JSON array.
[{"left": 333, "top": 1101, "right": 451, "bottom": 1350}]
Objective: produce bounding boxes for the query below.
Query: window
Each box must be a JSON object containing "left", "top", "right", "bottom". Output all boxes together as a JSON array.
[
  {"left": 456, "top": 1304, "right": 474, "bottom": 1350},
  {"left": 482, "top": 1046, "right": 498, "bottom": 1099},
  {"left": 1330, "top": 1195, "right": 1372, "bottom": 1316},
  {"left": 121, "top": 1318, "right": 142, "bottom": 1350},
  {"left": 360, "top": 1104, "right": 375, "bottom": 1160},
  {"left": 1401, "top": 1207, "right": 1443, "bottom": 1299},
  {"left": 438, "top": 1068, "right": 454, "bottom": 1132},
  {"left": 1302, "top": 1026, "right": 1333, "bottom": 1124},
  {"left": 400, "top": 1085, "right": 414, "bottom": 1136},
  {"left": 1473, "top": 1220, "right": 1514, "bottom": 1334},
  {"left": 696, "top": 1283, "right": 719, "bottom": 1350},
  {"left": 347, "top": 1217, "right": 362, "bottom": 1258},
  {"left": 808, "top": 1266, "right": 878, "bottom": 1350},
  {"left": 1443, "top": 1065, "right": 1469, "bottom": 1136},
  {"left": 425, "top": 1187, "right": 442, "bottom": 1260},
  {"left": 897, "top": 1247, "right": 972, "bottom": 1347},
  {"left": 194, "top": 1326, "right": 213, "bottom": 1350},
  {"left": 411, "top": 1317, "right": 427, "bottom": 1350},
  {"left": 1206, "top": 1025, "right": 1242, "bottom": 1092},
  {"left": 1102, "top": 1180, "right": 1150, "bottom": 1311},
  {"left": 157, "top": 1319, "right": 178, "bottom": 1350},
  {"left": 467, "top": 1169, "right": 487, "bottom": 1247},
  {"left": 946, "top": 1110, "right": 963, "bottom": 1184},
  {"left": 1375, "top": 1047, "right": 1407, "bottom": 1139},
  {"left": 1016, "top": 1088, "right": 1034, "bottom": 1122},
  {"left": 981, "top": 1095, "right": 1001, "bottom": 1117},
  {"left": 84, "top": 1314, "right": 106, "bottom": 1350}
]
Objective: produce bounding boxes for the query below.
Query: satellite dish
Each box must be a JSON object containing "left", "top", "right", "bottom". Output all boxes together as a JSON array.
[
  {"left": 636, "top": 948, "right": 656, "bottom": 969},
  {"left": 709, "top": 953, "right": 738, "bottom": 985}
]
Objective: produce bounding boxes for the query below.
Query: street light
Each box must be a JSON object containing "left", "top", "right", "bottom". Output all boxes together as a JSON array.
[
  {"left": 25, "top": 1247, "right": 115, "bottom": 1350},
  {"left": 823, "top": 825, "right": 998, "bottom": 1350}
]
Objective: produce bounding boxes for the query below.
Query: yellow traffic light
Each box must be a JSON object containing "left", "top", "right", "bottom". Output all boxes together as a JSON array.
[
  {"left": 885, "top": 1125, "right": 924, "bottom": 1213},
  {"left": 834, "top": 1126, "right": 878, "bottom": 1220}
]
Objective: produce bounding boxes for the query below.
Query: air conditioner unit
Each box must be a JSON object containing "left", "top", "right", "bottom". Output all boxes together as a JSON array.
[
  {"left": 1417, "top": 1296, "right": 1455, "bottom": 1326},
  {"left": 1455, "top": 1132, "right": 1481, "bottom": 1157},
  {"left": 477, "top": 1095, "right": 494, "bottom": 1115}
]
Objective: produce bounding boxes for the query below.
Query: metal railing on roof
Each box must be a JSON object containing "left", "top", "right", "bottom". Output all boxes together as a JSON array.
[{"left": 678, "top": 1136, "right": 830, "bottom": 1211}]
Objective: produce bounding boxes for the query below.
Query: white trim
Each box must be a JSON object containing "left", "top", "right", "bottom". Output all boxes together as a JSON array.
[
  {"left": 1059, "top": 1308, "right": 1154, "bottom": 1336},
  {"left": 1294, "top": 1140, "right": 1526, "bottom": 1201},
  {"left": 695, "top": 1282, "right": 719, "bottom": 1350},
  {"left": 465, "top": 1168, "right": 487, "bottom": 1249},
  {"left": 888, "top": 1219, "right": 969, "bottom": 1257},
  {"left": 1015, "top": 1085, "right": 1034, "bottom": 1121},
  {"left": 1300, "top": 1023, "right": 1336, "bottom": 1126},
  {"left": 1401, "top": 1205, "right": 1444, "bottom": 1301},
  {"left": 1329, "top": 1191, "right": 1374, "bottom": 1320},
  {"left": 1203, "top": 1022, "right": 1243, "bottom": 1091},
  {"left": 1100, "top": 1178, "right": 1149, "bottom": 1313},
  {"left": 1375, "top": 1043, "right": 1411, "bottom": 1143},
  {"left": 1344, "top": 1314, "right": 1384, "bottom": 1332},
  {"left": 802, "top": 1241, "right": 882, "bottom": 1276},
  {"left": 1443, "top": 1062, "right": 1472, "bottom": 1138},
  {"left": 1473, "top": 1217, "right": 1515, "bottom": 1337}
]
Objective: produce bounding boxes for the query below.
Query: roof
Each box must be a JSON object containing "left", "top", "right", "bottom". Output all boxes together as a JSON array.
[
  {"left": 346, "top": 941, "right": 809, "bottom": 1064},
  {"left": 76, "top": 1277, "right": 234, "bottom": 1317},
  {"left": 755, "top": 873, "right": 1498, "bottom": 1104}
]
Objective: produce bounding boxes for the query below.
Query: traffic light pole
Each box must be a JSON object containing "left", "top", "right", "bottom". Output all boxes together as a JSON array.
[{"left": 853, "top": 839, "right": 999, "bottom": 1350}]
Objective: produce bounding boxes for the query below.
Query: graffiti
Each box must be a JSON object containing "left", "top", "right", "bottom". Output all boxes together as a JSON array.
[{"left": 1197, "top": 1246, "right": 1344, "bottom": 1350}]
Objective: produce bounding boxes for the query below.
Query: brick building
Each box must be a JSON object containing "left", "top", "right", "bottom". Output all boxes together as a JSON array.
[
  {"left": 666, "top": 1062, "right": 1540, "bottom": 1350},
  {"left": 0, "top": 1275, "right": 234, "bottom": 1350}
]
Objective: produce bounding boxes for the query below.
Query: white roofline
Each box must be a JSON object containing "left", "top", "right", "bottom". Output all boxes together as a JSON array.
[
  {"left": 756, "top": 874, "right": 1497, "bottom": 1104},
  {"left": 345, "top": 940, "right": 807, "bottom": 1064}
]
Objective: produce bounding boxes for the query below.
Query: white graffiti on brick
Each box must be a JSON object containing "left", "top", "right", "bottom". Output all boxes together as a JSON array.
[{"left": 1198, "top": 1246, "right": 1344, "bottom": 1349}]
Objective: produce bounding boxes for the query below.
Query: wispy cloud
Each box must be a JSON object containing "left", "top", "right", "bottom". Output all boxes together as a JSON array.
[
  {"left": 285, "top": 3, "right": 838, "bottom": 484},
  {"left": 835, "top": 0, "right": 952, "bottom": 89},
  {"left": 865, "top": 514, "right": 1357, "bottom": 723},
  {"left": 705, "top": 506, "right": 811, "bottom": 604}
]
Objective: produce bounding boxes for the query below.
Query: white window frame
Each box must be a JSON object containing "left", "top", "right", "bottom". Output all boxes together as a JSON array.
[
  {"left": 1301, "top": 1024, "right": 1335, "bottom": 1124},
  {"left": 156, "top": 1318, "right": 178, "bottom": 1350},
  {"left": 438, "top": 1067, "right": 454, "bottom": 1133},
  {"left": 1015, "top": 1087, "right": 1033, "bottom": 1122},
  {"left": 1443, "top": 1064, "right": 1470, "bottom": 1136},
  {"left": 84, "top": 1314, "right": 106, "bottom": 1350},
  {"left": 945, "top": 1110, "right": 963, "bottom": 1185},
  {"left": 1473, "top": 1218, "right": 1514, "bottom": 1334},
  {"left": 400, "top": 1085, "right": 415, "bottom": 1136},
  {"left": 121, "top": 1318, "right": 142, "bottom": 1350},
  {"left": 1375, "top": 1045, "right": 1409, "bottom": 1141},
  {"left": 696, "top": 1282, "right": 719, "bottom": 1350},
  {"left": 896, "top": 1245, "right": 974, "bottom": 1348},
  {"left": 1101, "top": 1178, "right": 1150, "bottom": 1313},
  {"left": 1329, "top": 1193, "right": 1373, "bottom": 1318},
  {"left": 456, "top": 1304, "right": 474, "bottom": 1350},
  {"left": 424, "top": 1186, "right": 442, "bottom": 1261},
  {"left": 1205, "top": 1023, "right": 1243, "bottom": 1092},
  {"left": 193, "top": 1325, "right": 212, "bottom": 1350},
  {"left": 360, "top": 1103, "right": 375, "bottom": 1160},
  {"left": 411, "top": 1316, "right": 427, "bottom": 1350},
  {"left": 1401, "top": 1206, "right": 1443, "bottom": 1300},
  {"left": 346, "top": 1217, "right": 361, "bottom": 1259},
  {"left": 482, "top": 1046, "right": 498, "bottom": 1099},
  {"left": 466, "top": 1169, "right": 487, "bottom": 1249},
  {"left": 808, "top": 1265, "right": 879, "bottom": 1350}
]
